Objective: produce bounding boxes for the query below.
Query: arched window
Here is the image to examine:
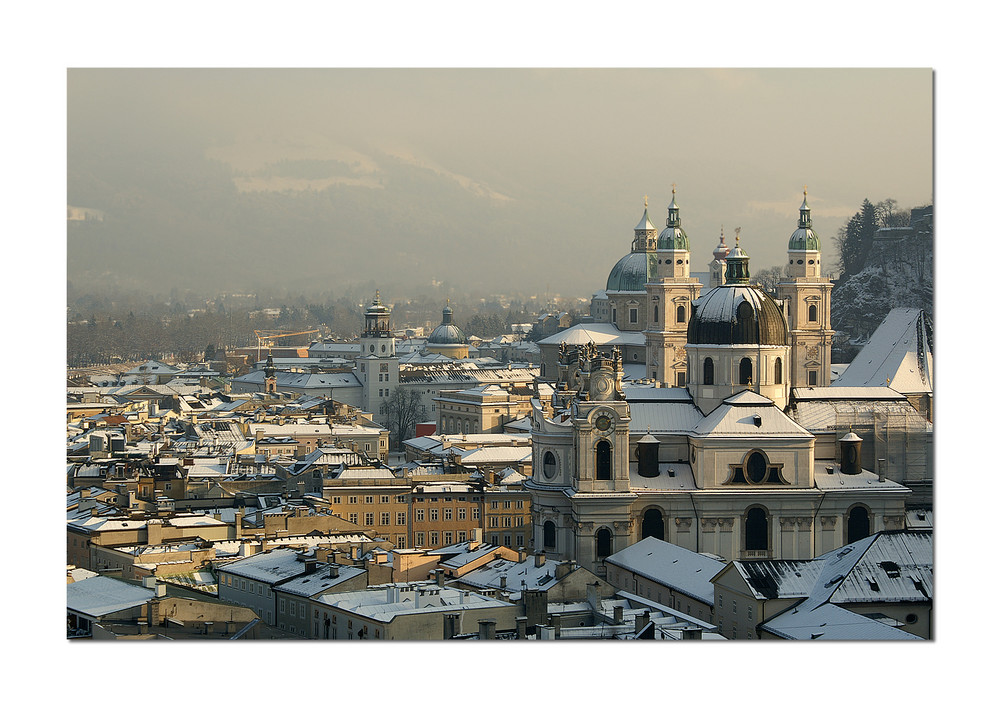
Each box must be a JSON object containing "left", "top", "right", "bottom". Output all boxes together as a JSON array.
[
  {"left": 543, "top": 521, "right": 556, "bottom": 549},
  {"left": 641, "top": 508, "right": 665, "bottom": 540},
  {"left": 596, "top": 528, "right": 613, "bottom": 559},
  {"left": 595, "top": 440, "right": 612, "bottom": 480},
  {"left": 543, "top": 451, "right": 557, "bottom": 480},
  {"left": 677, "top": 305, "right": 686, "bottom": 323},
  {"left": 808, "top": 304, "right": 818, "bottom": 322},
  {"left": 739, "top": 357, "right": 753, "bottom": 385},
  {"left": 653, "top": 305, "right": 659, "bottom": 323},
  {"left": 744, "top": 508, "right": 769, "bottom": 553},
  {"left": 703, "top": 357, "right": 714, "bottom": 385},
  {"left": 774, "top": 357, "right": 782, "bottom": 384},
  {"left": 847, "top": 506, "right": 871, "bottom": 544}
]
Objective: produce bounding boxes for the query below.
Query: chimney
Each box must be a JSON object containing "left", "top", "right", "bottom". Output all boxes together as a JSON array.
[
  {"left": 304, "top": 558, "right": 317, "bottom": 574},
  {"left": 838, "top": 432, "right": 863, "bottom": 475},
  {"left": 146, "top": 519, "right": 163, "bottom": 546},
  {"left": 556, "top": 561, "right": 573, "bottom": 580},
  {"left": 878, "top": 458, "right": 887, "bottom": 483},
  {"left": 516, "top": 615, "right": 527, "bottom": 639},
  {"left": 587, "top": 581, "right": 600, "bottom": 611},
  {"left": 478, "top": 619, "right": 496, "bottom": 641},
  {"left": 329, "top": 565, "right": 340, "bottom": 579},
  {"left": 436, "top": 569, "right": 445, "bottom": 587},
  {"left": 635, "top": 610, "right": 650, "bottom": 634},
  {"left": 537, "top": 625, "right": 555, "bottom": 640},
  {"left": 551, "top": 614, "right": 561, "bottom": 639},
  {"left": 534, "top": 550, "right": 546, "bottom": 567},
  {"left": 443, "top": 613, "right": 460, "bottom": 640},
  {"left": 636, "top": 434, "right": 660, "bottom": 478},
  {"left": 613, "top": 604, "right": 624, "bottom": 625},
  {"left": 499, "top": 574, "right": 507, "bottom": 590},
  {"left": 517, "top": 547, "right": 527, "bottom": 563},
  {"left": 682, "top": 628, "right": 703, "bottom": 640}
]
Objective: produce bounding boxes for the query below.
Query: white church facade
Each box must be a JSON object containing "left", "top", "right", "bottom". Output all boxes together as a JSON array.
[{"left": 525, "top": 190, "right": 917, "bottom": 574}]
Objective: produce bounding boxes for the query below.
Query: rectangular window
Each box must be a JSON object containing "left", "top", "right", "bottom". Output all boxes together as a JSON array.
[
  {"left": 430, "top": 532, "right": 439, "bottom": 546},
  {"left": 503, "top": 516, "right": 513, "bottom": 528},
  {"left": 396, "top": 495, "right": 407, "bottom": 504},
  {"left": 380, "top": 495, "right": 390, "bottom": 504},
  {"left": 516, "top": 500, "right": 524, "bottom": 510},
  {"left": 444, "top": 532, "right": 453, "bottom": 545},
  {"left": 516, "top": 534, "right": 524, "bottom": 546},
  {"left": 491, "top": 500, "right": 499, "bottom": 510},
  {"left": 444, "top": 508, "right": 452, "bottom": 521},
  {"left": 365, "top": 512, "right": 374, "bottom": 526},
  {"left": 503, "top": 534, "right": 511, "bottom": 547},
  {"left": 472, "top": 507, "right": 480, "bottom": 520},
  {"left": 458, "top": 531, "right": 467, "bottom": 542},
  {"left": 416, "top": 532, "right": 425, "bottom": 545},
  {"left": 279, "top": 598, "right": 286, "bottom": 612},
  {"left": 458, "top": 508, "right": 466, "bottom": 521},
  {"left": 416, "top": 509, "right": 425, "bottom": 522},
  {"left": 503, "top": 500, "right": 511, "bottom": 509},
  {"left": 365, "top": 496, "right": 374, "bottom": 504},
  {"left": 332, "top": 496, "right": 341, "bottom": 505},
  {"left": 396, "top": 512, "right": 406, "bottom": 525},
  {"left": 629, "top": 308, "right": 638, "bottom": 323},
  {"left": 349, "top": 513, "right": 358, "bottom": 524},
  {"left": 430, "top": 509, "right": 439, "bottom": 521},
  {"left": 808, "top": 370, "right": 818, "bottom": 386},
  {"left": 380, "top": 512, "right": 390, "bottom": 525},
  {"left": 395, "top": 535, "right": 406, "bottom": 547},
  {"left": 348, "top": 496, "right": 358, "bottom": 504},
  {"left": 489, "top": 516, "right": 499, "bottom": 528}
]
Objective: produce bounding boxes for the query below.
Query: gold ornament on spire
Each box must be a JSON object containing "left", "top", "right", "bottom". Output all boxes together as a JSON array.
[
  {"left": 644, "top": 195, "right": 648, "bottom": 208},
  {"left": 804, "top": 185, "right": 808, "bottom": 196},
  {"left": 735, "top": 226, "right": 741, "bottom": 245},
  {"left": 672, "top": 183, "right": 677, "bottom": 194}
]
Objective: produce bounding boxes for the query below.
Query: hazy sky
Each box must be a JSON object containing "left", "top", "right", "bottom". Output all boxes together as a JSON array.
[{"left": 68, "top": 68, "right": 931, "bottom": 298}]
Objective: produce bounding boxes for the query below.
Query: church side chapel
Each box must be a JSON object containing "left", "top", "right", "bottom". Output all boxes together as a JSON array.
[{"left": 526, "top": 189, "right": 918, "bottom": 574}]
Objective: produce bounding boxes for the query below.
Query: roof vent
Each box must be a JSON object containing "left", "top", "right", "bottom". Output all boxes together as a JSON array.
[
  {"left": 753, "top": 414, "right": 762, "bottom": 428},
  {"left": 826, "top": 466, "right": 834, "bottom": 474}
]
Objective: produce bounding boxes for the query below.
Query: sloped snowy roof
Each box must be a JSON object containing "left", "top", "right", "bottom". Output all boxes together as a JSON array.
[
  {"left": 833, "top": 308, "right": 933, "bottom": 393},
  {"left": 66, "top": 576, "right": 155, "bottom": 618},
  {"left": 692, "top": 393, "right": 812, "bottom": 438},
  {"left": 537, "top": 323, "right": 646, "bottom": 347},
  {"left": 603, "top": 537, "right": 725, "bottom": 605}
]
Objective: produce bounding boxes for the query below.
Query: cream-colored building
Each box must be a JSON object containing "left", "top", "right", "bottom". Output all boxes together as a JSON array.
[{"left": 526, "top": 201, "right": 912, "bottom": 574}]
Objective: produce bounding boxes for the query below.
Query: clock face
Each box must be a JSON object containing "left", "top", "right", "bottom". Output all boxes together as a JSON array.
[{"left": 595, "top": 414, "right": 613, "bottom": 432}]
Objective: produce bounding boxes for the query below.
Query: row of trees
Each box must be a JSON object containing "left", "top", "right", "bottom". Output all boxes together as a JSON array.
[{"left": 834, "top": 198, "right": 910, "bottom": 280}]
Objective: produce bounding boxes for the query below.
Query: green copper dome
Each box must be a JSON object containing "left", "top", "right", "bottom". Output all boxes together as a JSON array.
[
  {"left": 606, "top": 251, "right": 657, "bottom": 292},
  {"left": 657, "top": 187, "right": 690, "bottom": 251},
  {"left": 788, "top": 189, "right": 821, "bottom": 252}
]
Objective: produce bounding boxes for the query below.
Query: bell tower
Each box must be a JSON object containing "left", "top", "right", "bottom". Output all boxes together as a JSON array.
[
  {"left": 357, "top": 290, "right": 399, "bottom": 426},
  {"left": 645, "top": 187, "right": 702, "bottom": 387},
  {"left": 776, "top": 189, "right": 834, "bottom": 388}
]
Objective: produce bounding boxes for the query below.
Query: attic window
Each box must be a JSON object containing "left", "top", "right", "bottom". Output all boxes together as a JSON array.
[{"left": 880, "top": 561, "right": 901, "bottom": 578}]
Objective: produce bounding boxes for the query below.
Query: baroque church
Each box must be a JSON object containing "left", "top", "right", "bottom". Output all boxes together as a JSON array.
[{"left": 526, "top": 189, "right": 916, "bottom": 574}]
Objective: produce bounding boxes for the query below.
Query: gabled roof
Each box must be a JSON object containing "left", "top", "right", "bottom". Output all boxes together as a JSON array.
[
  {"left": 692, "top": 392, "right": 812, "bottom": 438},
  {"left": 66, "top": 576, "right": 155, "bottom": 618},
  {"left": 603, "top": 537, "right": 725, "bottom": 605},
  {"left": 833, "top": 308, "right": 933, "bottom": 394}
]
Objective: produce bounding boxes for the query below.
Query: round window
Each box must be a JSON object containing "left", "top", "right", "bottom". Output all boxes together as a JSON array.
[
  {"left": 905, "top": 613, "right": 918, "bottom": 624},
  {"left": 797, "top": 259, "right": 804, "bottom": 265},
  {"left": 369, "top": 345, "right": 375, "bottom": 352},
  {"left": 676, "top": 259, "right": 683, "bottom": 265},
  {"left": 747, "top": 452, "right": 767, "bottom": 483}
]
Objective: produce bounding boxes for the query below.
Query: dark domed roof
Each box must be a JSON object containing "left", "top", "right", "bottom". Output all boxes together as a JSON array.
[
  {"left": 687, "top": 285, "right": 788, "bottom": 346},
  {"left": 606, "top": 251, "right": 657, "bottom": 292},
  {"left": 428, "top": 304, "right": 467, "bottom": 345}
]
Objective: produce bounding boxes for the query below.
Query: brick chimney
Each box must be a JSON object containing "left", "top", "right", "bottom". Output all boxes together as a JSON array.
[
  {"left": 534, "top": 550, "right": 546, "bottom": 567},
  {"left": 478, "top": 619, "right": 496, "bottom": 641}
]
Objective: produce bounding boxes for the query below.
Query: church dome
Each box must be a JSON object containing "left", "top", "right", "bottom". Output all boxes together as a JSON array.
[
  {"left": 606, "top": 251, "right": 656, "bottom": 292},
  {"left": 427, "top": 303, "right": 467, "bottom": 344},
  {"left": 788, "top": 188, "right": 821, "bottom": 251},
  {"left": 687, "top": 285, "right": 788, "bottom": 346}
]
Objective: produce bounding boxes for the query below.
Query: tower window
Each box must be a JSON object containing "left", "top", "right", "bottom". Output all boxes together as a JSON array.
[
  {"left": 808, "top": 304, "right": 818, "bottom": 322},
  {"left": 543, "top": 451, "right": 557, "bottom": 480},
  {"left": 629, "top": 308, "right": 638, "bottom": 324},
  {"left": 739, "top": 357, "right": 753, "bottom": 385},
  {"left": 676, "top": 371, "right": 686, "bottom": 387},
  {"left": 543, "top": 521, "right": 556, "bottom": 549},
  {"left": 808, "top": 370, "right": 818, "bottom": 386},
  {"left": 596, "top": 440, "right": 612, "bottom": 480},
  {"left": 774, "top": 357, "right": 782, "bottom": 384},
  {"left": 703, "top": 357, "right": 714, "bottom": 385},
  {"left": 676, "top": 305, "right": 686, "bottom": 323},
  {"left": 653, "top": 305, "right": 658, "bottom": 323},
  {"left": 596, "top": 528, "right": 613, "bottom": 559}
]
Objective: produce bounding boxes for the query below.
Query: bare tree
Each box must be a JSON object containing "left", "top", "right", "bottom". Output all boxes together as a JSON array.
[{"left": 385, "top": 388, "right": 423, "bottom": 451}]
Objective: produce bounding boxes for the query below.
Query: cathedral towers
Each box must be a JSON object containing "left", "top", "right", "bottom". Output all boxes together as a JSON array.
[
  {"left": 644, "top": 187, "right": 702, "bottom": 387},
  {"left": 776, "top": 189, "right": 834, "bottom": 388}
]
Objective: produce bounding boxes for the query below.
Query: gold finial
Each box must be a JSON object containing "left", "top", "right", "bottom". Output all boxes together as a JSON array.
[
  {"left": 672, "top": 183, "right": 677, "bottom": 194},
  {"left": 644, "top": 195, "right": 648, "bottom": 208},
  {"left": 735, "top": 226, "right": 741, "bottom": 245},
  {"left": 804, "top": 184, "right": 808, "bottom": 196}
]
